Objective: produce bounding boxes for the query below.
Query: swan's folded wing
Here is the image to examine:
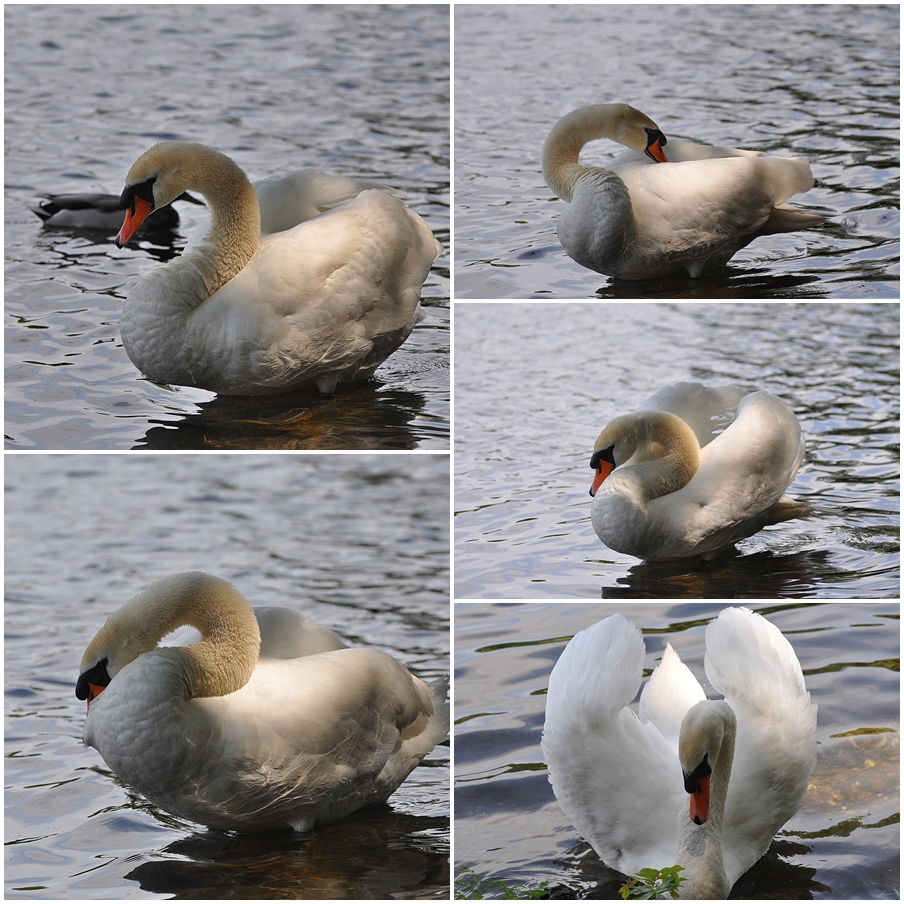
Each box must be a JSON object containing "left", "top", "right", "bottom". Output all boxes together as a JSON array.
[
  {"left": 195, "top": 648, "right": 442, "bottom": 828},
  {"left": 542, "top": 615, "right": 682, "bottom": 875},
  {"left": 704, "top": 608, "right": 817, "bottom": 884},
  {"left": 663, "top": 138, "right": 765, "bottom": 162},
  {"left": 629, "top": 154, "right": 817, "bottom": 249},
  {"left": 687, "top": 391, "right": 807, "bottom": 526}
]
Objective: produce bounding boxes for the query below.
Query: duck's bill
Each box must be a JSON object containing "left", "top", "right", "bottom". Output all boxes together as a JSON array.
[{"left": 115, "top": 196, "right": 154, "bottom": 247}]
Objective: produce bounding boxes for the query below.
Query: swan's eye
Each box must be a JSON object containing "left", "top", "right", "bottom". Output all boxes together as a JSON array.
[{"left": 645, "top": 128, "right": 667, "bottom": 148}]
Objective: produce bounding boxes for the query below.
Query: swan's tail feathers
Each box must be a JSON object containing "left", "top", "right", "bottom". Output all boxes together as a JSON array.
[
  {"left": 762, "top": 495, "right": 813, "bottom": 526},
  {"left": 758, "top": 204, "right": 825, "bottom": 236},
  {"left": 401, "top": 675, "right": 449, "bottom": 747}
]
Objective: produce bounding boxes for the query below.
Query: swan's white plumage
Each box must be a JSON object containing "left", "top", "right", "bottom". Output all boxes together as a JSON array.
[
  {"left": 589, "top": 381, "right": 810, "bottom": 560},
  {"left": 77, "top": 572, "right": 448, "bottom": 833},
  {"left": 543, "top": 104, "right": 823, "bottom": 280},
  {"left": 116, "top": 142, "right": 441, "bottom": 395},
  {"left": 541, "top": 608, "right": 817, "bottom": 899}
]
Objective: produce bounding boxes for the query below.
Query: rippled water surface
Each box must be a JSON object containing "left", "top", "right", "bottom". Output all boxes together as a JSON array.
[
  {"left": 454, "top": 4, "right": 899, "bottom": 298},
  {"left": 5, "top": 454, "right": 450, "bottom": 899},
  {"left": 454, "top": 602, "right": 900, "bottom": 900},
  {"left": 454, "top": 302, "right": 899, "bottom": 598},
  {"left": 5, "top": 4, "right": 450, "bottom": 449}
]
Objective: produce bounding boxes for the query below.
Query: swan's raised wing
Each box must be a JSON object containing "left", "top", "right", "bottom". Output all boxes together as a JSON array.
[
  {"left": 704, "top": 607, "right": 817, "bottom": 884},
  {"left": 689, "top": 390, "right": 808, "bottom": 527},
  {"left": 639, "top": 381, "right": 747, "bottom": 449},
  {"left": 542, "top": 615, "right": 683, "bottom": 876},
  {"left": 253, "top": 607, "right": 347, "bottom": 658},
  {"left": 254, "top": 169, "right": 388, "bottom": 235}
]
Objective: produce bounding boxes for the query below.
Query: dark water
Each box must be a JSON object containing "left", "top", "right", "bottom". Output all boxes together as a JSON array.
[
  {"left": 454, "top": 302, "right": 900, "bottom": 599},
  {"left": 454, "top": 4, "right": 899, "bottom": 298},
  {"left": 5, "top": 4, "right": 450, "bottom": 450},
  {"left": 454, "top": 602, "right": 900, "bottom": 900},
  {"left": 5, "top": 454, "right": 450, "bottom": 899}
]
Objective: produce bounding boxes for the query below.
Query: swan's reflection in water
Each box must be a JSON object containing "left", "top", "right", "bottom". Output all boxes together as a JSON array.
[
  {"left": 124, "top": 809, "right": 449, "bottom": 899},
  {"left": 601, "top": 548, "right": 832, "bottom": 599},
  {"left": 131, "top": 381, "right": 431, "bottom": 450}
]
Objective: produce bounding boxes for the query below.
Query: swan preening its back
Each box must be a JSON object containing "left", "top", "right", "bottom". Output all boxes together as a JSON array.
[
  {"left": 76, "top": 572, "right": 449, "bottom": 833},
  {"left": 589, "top": 382, "right": 811, "bottom": 560},
  {"left": 114, "top": 141, "right": 441, "bottom": 395},
  {"left": 541, "top": 608, "right": 817, "bottom": 899},
  {"left": 542, "top": 103, "right": 823, "bottom": 279}
]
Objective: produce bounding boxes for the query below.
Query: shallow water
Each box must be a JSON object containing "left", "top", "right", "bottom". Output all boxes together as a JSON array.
[
  {"left": 454, "top": 4, "right": 899, "bottom": 298},
  {"left": 454, "top": 302, "right": 900, "bottom": 599},
  {"left": 454, "top": 602, "right": 900, "bottom": 900},
  {"left": 5, "top": 4, "right": 450, "bottom": 450},
  {"left": 4, "top": 454, "right": 450, "bottom": 899}
]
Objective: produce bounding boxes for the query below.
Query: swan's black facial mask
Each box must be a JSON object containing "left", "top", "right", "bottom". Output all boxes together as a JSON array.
[
  {"left": 683, "top": 752, "right": 712, "bottom": 796},
  {"left": 119, "top": 177, "right": 157, "bottom": 214},
  {"left": 76, "top": 658, "right": 111, "bottom": 704},
  {"left": 644, "top": 128, "right": 669, "bottom": 163}
]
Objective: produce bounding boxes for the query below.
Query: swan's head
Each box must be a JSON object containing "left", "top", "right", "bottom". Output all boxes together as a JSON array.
[
  {"left": 589, "top": 410, "right": 701, "bottom": 497},
  {"left": 115, "top": 141, "right": 241, "bottom": 247},
  {"left": 76, "top": 572, "right": 260, "bottom": 705},
  {"left": 615, "top": 104, "right": 669, "bottom": 163},
  {"left": 679, "top": 701, "right": 736, "bottom": 825},
  {"left": 589, "top": 413, "right": 639, "bottom": 495}
]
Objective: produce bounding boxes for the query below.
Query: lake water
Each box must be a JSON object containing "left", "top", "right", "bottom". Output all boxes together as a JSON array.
[
  {"left": 454, "top": 4, "right": 899, "bottom": 298},
  {"left": 5, "top": 4, "right": 450, "bottom": 450},
  {"left": 4, "top": 454, "right": 450, "bottom": 899},
  {"left": 454, "top": 602, "right": 900, "bottom": 900},
  {"left": 454, "top": 302, "right": 900, "bottom": 599}
]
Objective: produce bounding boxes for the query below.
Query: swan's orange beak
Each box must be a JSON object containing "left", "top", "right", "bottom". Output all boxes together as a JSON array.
[
  {"left": 116, "top": 196, "right": 154, "bottom": 247},
  {"left": 85, "top": 683, "right": 105, "bottom": 708},
  {"left": 590, "top": 458, "right": 614, "bottom": 497},
  {"left": 688, "top": 773, "right": 710, "bottom": 825},
  {"left": 645, "top": 136, "right": 668, "bottom": 164}
]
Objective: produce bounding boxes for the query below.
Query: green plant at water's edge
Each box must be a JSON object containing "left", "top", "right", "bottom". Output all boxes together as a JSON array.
[
  {"left": 619, "top": 865, "right": 686, "bottom": 900},
  {"left": 455, "top": 865, "right": 551, "bottom": 899}
]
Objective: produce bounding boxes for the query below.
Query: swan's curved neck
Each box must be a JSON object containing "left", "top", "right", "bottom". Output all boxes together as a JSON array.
[
  {"left": 677, "top": 701, "right": 736, "bottom": 899},
  {"left": 603, "top": 411, "right": 701, "bottom": 501},
  {"left": 177, "top": 147, "right": 261, "bottom": 297},
  {"left": 542, "top": 103, "right": 638, "bottom": 201},
  {"left": 84, "top": 573, "right": 261, "bottom": 699}
]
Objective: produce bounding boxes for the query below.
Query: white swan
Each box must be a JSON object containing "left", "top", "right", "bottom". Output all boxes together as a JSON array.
[
  {"left": 114, "top": 142, "right": 442, "bottom": 395},
  {"left": 542, "top": 104, "right": 823, "bottom": 279},
  {"left": 541, "top": 608, "right": 817, "bottom": 899},
  {"left": 76, "top": 572, "right": 449, "bottom": 832},
  {"left": 589, "top": 381, "right": 810, "bottom": 560},
  {"left": 31, "top": 191, "right": 202, "bottom": 231}
]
